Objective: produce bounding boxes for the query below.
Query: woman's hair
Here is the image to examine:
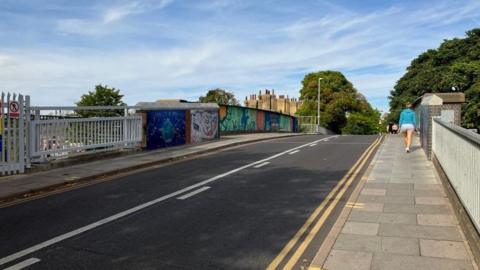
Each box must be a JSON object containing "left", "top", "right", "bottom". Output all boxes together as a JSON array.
[{"left": 405, "top": 102, "right": 412, "bottom": 108}]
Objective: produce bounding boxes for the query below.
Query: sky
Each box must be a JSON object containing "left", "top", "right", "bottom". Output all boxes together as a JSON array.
[{"left": 1, "top": 0, "right": 479, "bottom": 112}]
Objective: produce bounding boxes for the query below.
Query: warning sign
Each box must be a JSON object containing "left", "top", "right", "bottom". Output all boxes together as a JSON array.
[{"left": 9, "top": 101, "right": 20, "bottom": 118}]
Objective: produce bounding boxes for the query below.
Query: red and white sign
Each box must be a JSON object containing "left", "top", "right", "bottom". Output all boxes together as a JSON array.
[{"left": 9, "top": 101, "right": 20, "bottom": 118}]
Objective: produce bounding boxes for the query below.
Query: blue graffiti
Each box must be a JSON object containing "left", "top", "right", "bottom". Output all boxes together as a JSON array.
[{"left": 146, "top": 110, "right": 186, "bottom": 150}]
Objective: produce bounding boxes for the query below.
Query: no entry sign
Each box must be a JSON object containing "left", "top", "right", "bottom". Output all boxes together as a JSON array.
[{"left": 9, "top": 101, "right": 20, "bottom": 118}]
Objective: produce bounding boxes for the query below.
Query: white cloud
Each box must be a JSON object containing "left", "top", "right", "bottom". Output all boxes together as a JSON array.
[
  {"left": 57, "top": 0, "right": 173, "bottom": 35},
  {"left": 3, "top": 0, "right": 480, "bottom": 110}
]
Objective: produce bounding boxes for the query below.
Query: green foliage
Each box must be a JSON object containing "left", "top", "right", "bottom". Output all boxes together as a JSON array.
[
  {"left": 342, "top": 111, "right": 381, "bottom": 135},
  {"left": 388, "top": 28, "right": 480, "bottom": 131},
  {"left": 76, "top": 84, "right": 126, "bottom": 117},
  {"left": 199, "top": 88, "right": 239, "bottom": 105},
  {"left": 298, "top": 70, "right": 380, "bottom": 134}
]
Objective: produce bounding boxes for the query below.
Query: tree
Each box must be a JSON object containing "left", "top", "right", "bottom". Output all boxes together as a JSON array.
[
  {"left": 199, "top": 88, "right": 239, "bottom": 105},
  {"left": 76, "top": 84, "right": 126, "bottom": 117},
  {"left": 297, "top": 70, "right": 380, "bottom": 134},
  {"left": 342, "top": 111, "right": 381, "bottom": 135},
  {"left": 388, "top": 28, "right": 480, "bottom": 132}
]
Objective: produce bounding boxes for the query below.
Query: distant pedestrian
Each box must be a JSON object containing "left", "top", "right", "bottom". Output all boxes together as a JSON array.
[
  {"left": 391, "top": 123, "right": 398, "bottom": 134},
  {"left": 398, "top": 102, "right": 417, "bottom": 153}
]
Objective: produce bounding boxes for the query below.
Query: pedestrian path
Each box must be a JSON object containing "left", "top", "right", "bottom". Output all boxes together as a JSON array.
[{"left": 312, "top": 135, "right": 478, "bottom": 270}]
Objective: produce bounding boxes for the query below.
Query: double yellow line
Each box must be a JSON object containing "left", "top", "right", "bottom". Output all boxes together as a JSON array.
[{"left": 267, "top": 136, "right": 383, "bottom": 270}]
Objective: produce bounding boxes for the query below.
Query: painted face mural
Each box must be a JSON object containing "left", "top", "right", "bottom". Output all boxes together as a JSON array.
[{"left": 191, "top": 110, "right": 218, "bottom": 143}]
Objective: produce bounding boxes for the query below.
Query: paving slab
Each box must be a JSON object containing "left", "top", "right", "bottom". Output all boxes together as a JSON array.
[
  {"left": 342, "top": 222, "right": 379, "bottom": 236},
  {"left": 333, "top": 234, "right": 381, "bottom": 252},
  {"left": 420, "top": 239, "right": 470, "bottom": 260},
  {"left": 378, "top": 223, "right": 463, "bottom": 241},
  {"left": 371, "top": 252, "right": 474, "bottom": 270},
  {"left": 417, "top": 214, "right": 458, "bottom": 226},
  {"left": 324, "top": 250, "right": 373, "bottom": 270},
  {"left": 381, "top": 236, "right": 419, "bottom": 255}
]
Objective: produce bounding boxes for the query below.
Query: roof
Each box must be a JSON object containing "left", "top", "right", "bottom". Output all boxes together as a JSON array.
[
  {"left": 413, "top": 92, "right": 465, "bottom": 107},
  {"left": 135, "top": 100, "right": 219, "bottom": 110}
]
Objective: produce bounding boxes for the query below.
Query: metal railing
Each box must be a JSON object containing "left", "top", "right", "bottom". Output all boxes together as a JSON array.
[
  {"left": 298, "top": 116, "right": 317, "bottom": 134},
  {"left": 0, "top": 92, "right": 28, "bottom": 175},
  {"left": 432, "top": 118, "right": 480, "bottom": 233},
  {"left": 29, "top": 110, "right": 143, "bottom": 160}
]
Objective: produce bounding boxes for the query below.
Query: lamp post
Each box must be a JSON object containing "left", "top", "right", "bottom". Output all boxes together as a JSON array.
[{"left": 317, "top": 77, "right": 323, "bottom": 133}]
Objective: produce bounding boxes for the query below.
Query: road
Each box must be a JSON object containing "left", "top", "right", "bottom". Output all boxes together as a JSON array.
[{"left": 0, "top": 135, "right": 379, "bottom": 270}]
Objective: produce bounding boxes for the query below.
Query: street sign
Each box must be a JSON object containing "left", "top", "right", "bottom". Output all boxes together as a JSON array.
[{"left": 9, "top": 101, "right": 20, "bottom": 118}]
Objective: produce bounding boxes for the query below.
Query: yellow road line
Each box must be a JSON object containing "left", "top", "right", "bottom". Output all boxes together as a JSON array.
[
  {"left": 282, "top": 136, "right": 382, "bottom": 269},
  {"left": 266, "top": 137, "right": 381, "bottom": 270}
]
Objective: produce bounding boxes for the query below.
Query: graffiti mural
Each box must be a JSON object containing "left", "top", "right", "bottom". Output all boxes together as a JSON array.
[
  {"left": 191, "top": 110, "right": 219, "bottom": 143},
  {"left": 256, "top": 111, "right": 265, "bottom": 131},
  {"left": 279, "top": 115, "right": 292, "bottom": 131},
  {"left": 265, "top": 112, "right": 279, "bottom": 131},
  {"left": 220, "top": 106, "right": 257, "bottom": 132},
  {"left": 146, "top": 110, "right": 186, "bottom": 150}
]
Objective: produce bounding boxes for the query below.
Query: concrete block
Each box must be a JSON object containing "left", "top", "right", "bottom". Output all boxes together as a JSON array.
[
  {"left": 352, "top": 202, "right": 384, "bottom": 212},
  {"left": 378, "top": 224, "right": 463, "bottom": 241},
  {"left": 348, "top": 210, "right": 381, "bottom": 223},
  {"left": 342, "top": 222, "right": 379, "bottom": 236},
  {"left": 383, "top": 203, "right": 452, "bottom": 214},
  {"left": 417, "top": 214, "right": 458, "bottom": 226},
  {"left": 381, "top": 237, "right": 419, "bottom": 255},
  {"left": 384, "top": 196, "right": 415, "bottom": 204},
  {"left": 372, "top": 252, "right": 473, "bottom": 270},
  {"left": 415, "top": 197, "right": 448, "bottom": 205},
  {"left": 324, "top": 250, "right": 372, "bottom": 270},
  {"left": 420, "top": 239, "right": 469, "bottom": 260},
  {"left": 377, "top": 213, "right": 417, "bottom": 224},
  {"left": 364, "top": 183, "right": 413, "bottom": 190},
  {"left": 357, "top": 195, "right": 385, "bottom": 204},
  {"left": 333, "top": 234, "right": 382, "bottom": 252},
  {"left": 361, "top": 188, "right": 386, "bottom": 196},
  {"left": 414, "top": 183, "right": 442, "bottom": 190},
  {"left": 386, "top": 189, "right": 414, "bottom": 196},
  {"left": 414, "top": 189, "right": 446, "bottom": 197}
]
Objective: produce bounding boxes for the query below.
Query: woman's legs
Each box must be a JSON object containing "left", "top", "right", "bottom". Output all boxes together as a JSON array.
[
  {"left": 402, "top": 131, "right": 408, "bottom": 147},
  {"left": 406, "top": 129, "right": 413, "bottom": 149}
]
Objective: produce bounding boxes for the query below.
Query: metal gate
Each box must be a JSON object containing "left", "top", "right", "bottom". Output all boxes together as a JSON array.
[{"left": 0, "top": 92, "right": 29, "bottom": 175}]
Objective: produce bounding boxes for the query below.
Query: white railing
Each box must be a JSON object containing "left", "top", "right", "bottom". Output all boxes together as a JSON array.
[
  {"left": 432, "top": 118, "right": 480, "bottom": 233},
  {"left": 30, "top": 116, "right": 142, "bottom": 159},
  {"left": 0, "top": 92, "right": 28, "bottom": 175}
]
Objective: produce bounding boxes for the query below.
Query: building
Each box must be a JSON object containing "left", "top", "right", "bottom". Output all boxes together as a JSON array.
[{"left": 244, "top": 90, "right": 302, "bottom": 116}]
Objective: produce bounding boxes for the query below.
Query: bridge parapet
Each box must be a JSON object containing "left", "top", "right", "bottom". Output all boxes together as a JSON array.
[{"left": 413, "top": 92, "right": 465, "bottom": 159}]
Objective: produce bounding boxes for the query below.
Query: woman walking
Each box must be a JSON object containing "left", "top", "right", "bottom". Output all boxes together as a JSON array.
[{"left": 398, "top": 102, "right": 417, "bottom": 153}]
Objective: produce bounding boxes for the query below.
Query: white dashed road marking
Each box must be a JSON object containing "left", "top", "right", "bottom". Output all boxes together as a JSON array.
[
  {"left": 5, "top": 258, "right": 40, "bottom": 270},
  {"left": 177, "top": 186, "right": 211, "bottom": 200}
]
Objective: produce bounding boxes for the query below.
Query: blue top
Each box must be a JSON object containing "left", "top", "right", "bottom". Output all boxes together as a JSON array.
[{"left": 399, "top": 108, "right": 417, "bottom": 128}]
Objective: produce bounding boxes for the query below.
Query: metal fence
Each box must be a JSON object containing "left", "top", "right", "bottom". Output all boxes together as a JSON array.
[
  {"left": 298, "top": 116, "right": 317, "bottom": 133},
  {"left": 432, "top": 118, "right": 480, "bottom": 233},
  {"left": 0, "top": 93, "right": 28, "bottom": 175},
  {"left": 30, "top": 116, "right": 142, "bottom": 160}
]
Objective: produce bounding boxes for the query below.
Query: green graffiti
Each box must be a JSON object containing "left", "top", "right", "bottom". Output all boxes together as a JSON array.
[
  {"left": 220, "top": 106, "right": 257, "bottom": 132},
  {"left": 279, "top": 115, "right": 292, "bottom": 131}
]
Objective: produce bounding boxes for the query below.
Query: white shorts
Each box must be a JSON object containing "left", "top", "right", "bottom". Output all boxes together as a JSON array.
[{"left": 400, "top": 124, "right": 414, "bottom": 133}]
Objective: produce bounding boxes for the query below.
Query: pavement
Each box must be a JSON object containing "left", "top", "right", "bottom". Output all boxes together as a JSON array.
[
  {"left": 0, "top": 134, "right": 378, "bottom": 269},
  {"left": 312, "top": 135, "right": 479, "bottom": 270},
  {"left": 0, "top": 133, "right": 301, "bottom": 203}
]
